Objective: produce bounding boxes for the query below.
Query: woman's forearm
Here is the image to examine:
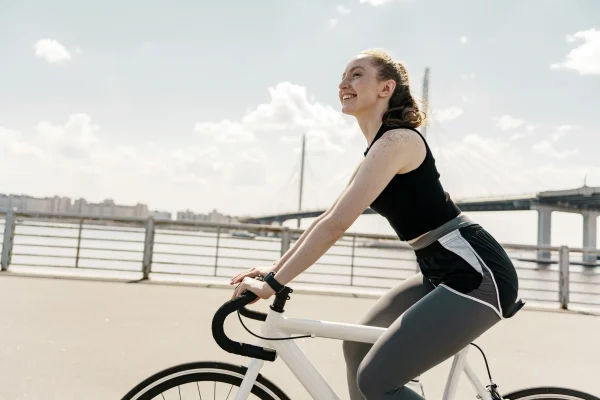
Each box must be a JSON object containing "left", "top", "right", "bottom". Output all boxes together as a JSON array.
[
  {"left": 272, "top": 218, "right": 344, "bottom": 286},
  {"left": 272, "top": 160, "right": 362, "bottom": 273},
  {"left": 272, "top": 212, "right": 329, "bottom": 272}
]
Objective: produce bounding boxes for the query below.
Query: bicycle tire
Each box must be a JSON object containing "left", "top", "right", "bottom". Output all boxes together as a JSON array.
[
  {"left": 502, "top": 386, "right": 599, "bottom": 400},
  {"left": 120, "top": 361, "right": 291, "bottom": 400}
]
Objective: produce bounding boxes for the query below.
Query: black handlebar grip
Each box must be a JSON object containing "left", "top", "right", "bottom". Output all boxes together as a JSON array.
[
  {"left": 239, "top": 304, "right": 268, "bottom": 321},
  {"left": 211, "top": 291, "right": 277, "bottom": 362}
]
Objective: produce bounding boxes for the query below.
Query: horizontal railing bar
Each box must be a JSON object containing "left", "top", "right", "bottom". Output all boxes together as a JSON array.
[
  {"left": 569, "top": 290, "right": 600, "bottom": 296},
  {"left": 77, "top": 237, "right": 144, "bottom": 244},
  {"left": 9, "top": 263, "right": 141, "bottom": 273},
  {"left": 155, "top": 231, "right": 223, "bottom": 238},
  {"left": 13, "top": 243, "right": 78, "bottom": 250},
  {"left": 568, "top": 300, "right": 600, "bottom": 306},
  {"left": 153, "top": 241, "right": 216, "bottom": 248},
  {"left": 153, "top": 251, "right": 216, "bottom": 258},
  {"left": 11, "top": 243, "right": 143, "bottom": 253},
  {"left": 517, "top": 287, "right": 557, "bottom": 293},
  {"left": 12, "top": 253, "right": 141, "bottom": 263},
  {"left": 74, "top": 226, "right": 144, "bottom": 233},
  {"left": 151, "top": 261, "right": 215, "bottom": 268},
  {"left": 16, "top": 223, "right": 80, "bottom": 230},
  {"left": 15, "top": 233, "right": 78, "bottom": 240},
  {"left": 216, "top": 245, "right": 280, "bottom": 253},
  {"left": 12, "top": 253, "right": 77, "bottom": 260}
]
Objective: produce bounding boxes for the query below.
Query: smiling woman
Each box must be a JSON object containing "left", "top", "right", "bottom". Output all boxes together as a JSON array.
[{"left": 230, "top": 48, "right": 521, "bottom": 400}]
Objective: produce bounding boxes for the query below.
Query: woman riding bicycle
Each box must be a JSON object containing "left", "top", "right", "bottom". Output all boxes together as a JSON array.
[{"left": 231, "top": 48, "right": 520, "bottom": 400}]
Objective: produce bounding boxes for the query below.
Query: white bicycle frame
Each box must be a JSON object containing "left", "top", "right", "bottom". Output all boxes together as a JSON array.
[{"left": 234, "top": 306, "right": 493, "bottom": 400}]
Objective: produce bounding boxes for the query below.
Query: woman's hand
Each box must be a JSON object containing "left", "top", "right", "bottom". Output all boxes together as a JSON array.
[
  {"left": 230, "top": 265, "right": 275, "bottom": 286},
  {"left": 231, "top": 277, "right": 276, "bottom": 304}
]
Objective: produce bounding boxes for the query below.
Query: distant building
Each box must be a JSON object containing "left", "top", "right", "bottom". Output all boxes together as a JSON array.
[
  {"left": 72, "top": 198, "right": 148, "bottom": 218},
  {"left": 0, "top": 193, "right": 230, "bottom": 223},
  {"left": 177, "top": 209, "right": 238, "bottom": 224},
  {"left": 0, "top": 194, "right": 71, "bottom": 213},
  {"left": 150, "top": 210, "right": 172, "bottom": 220}
]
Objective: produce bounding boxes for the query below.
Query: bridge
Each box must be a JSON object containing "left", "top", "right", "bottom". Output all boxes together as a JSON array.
[{"left": 240, "top": 185, "right": 600, "bottom": 262}]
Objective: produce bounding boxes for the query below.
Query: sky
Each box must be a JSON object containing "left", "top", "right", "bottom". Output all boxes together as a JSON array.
[{"left": 1, "top": 0, "right": 599, "bottom": 248}]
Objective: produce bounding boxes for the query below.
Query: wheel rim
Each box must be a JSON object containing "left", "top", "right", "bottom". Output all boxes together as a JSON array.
[
  {"left": 508, "top": 395, "right": 593, "bottom": 400},
  {"left": 129, "top": 367, "right": 281, "bottom": 400}
]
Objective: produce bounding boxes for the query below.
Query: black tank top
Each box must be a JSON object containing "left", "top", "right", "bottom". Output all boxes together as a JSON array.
[{"left": 364, "top": 124, "right": 461, "bottom": 241}]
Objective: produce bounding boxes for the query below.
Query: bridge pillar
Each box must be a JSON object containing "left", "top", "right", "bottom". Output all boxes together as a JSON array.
[
  {"left": 582, "top": 210, "right": 598, "bottom": 264},
  {"left": 536, "top": 206, "right": 553, "bottom": 260}
]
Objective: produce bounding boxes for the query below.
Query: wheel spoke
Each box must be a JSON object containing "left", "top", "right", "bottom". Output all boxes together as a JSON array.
[{"left": 196, "top": 382, "right": 202, "bottom": 400}]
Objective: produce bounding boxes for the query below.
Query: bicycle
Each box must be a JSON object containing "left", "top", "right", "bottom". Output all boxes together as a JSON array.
[{"left": 121, "top": 283, "right": 599, "bottom": 400}]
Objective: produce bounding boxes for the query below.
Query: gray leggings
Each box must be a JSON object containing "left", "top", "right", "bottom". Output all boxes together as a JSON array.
[{"left": 342, "top": 273, "right": 501, "bottom": 399}]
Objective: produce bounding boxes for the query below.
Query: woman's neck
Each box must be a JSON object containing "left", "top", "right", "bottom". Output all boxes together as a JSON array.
[{"left": 356, "top": 103, "right": 388, "bottom": 147}]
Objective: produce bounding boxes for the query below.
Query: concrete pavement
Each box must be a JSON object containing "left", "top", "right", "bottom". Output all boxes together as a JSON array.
[{"left": 0, "top": 274, "right": 598, "bottom": 400}]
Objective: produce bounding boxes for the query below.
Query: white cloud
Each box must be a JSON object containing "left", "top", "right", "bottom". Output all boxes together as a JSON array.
[
  {"left": 551, "top": 28, "right": 600, "bottom": 75},
  {"left": 459, "top": 36, "right": 468, "bottom": 44},
  {"left": 532, "top": 140, "right": 579, "bottom": 159},
  {"left": 494, "top": 115, "right": 524, "bottom": 131},
  {"left": 240, "top": 81, "right": 358, "bottom": 140},
  {"left": 194, "top": 120, "right": 256, "bottom": 143},
  {"left": 555, "top": 124, "right": 575, "bottom": 132},
  {"left": 359, "top": 0, "right": 395, "bottom": 6},
  {"left": 336, "top": 5, "right": 351, "bottom": 14},
  {"left": 34, "top": 39, "right": 72, "bottom": 64},
  {"left": 526, "top": 125, "right": 536, "bottom": 132},
  {"left": 460, "top": 72, "right": 476, "bottom": 80},
  {"left": 35, "top": 113, "right": 100, "bottom": 158},
  {"left": 434, "top": 106, "right": 464, "bottom": 122},
  {"left": 329, "top": 18, "right": 339, "bottom": 28},
  {"left": 0, "top": 127, "right": 44, "bottom": 158},
  {"left": 509, "top": 131, "right": 534, "bottom": 141}
]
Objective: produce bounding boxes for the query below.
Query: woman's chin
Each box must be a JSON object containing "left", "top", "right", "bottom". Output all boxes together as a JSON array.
[{"left": 341, "top": 105, "right": 355, "bottom": 116}]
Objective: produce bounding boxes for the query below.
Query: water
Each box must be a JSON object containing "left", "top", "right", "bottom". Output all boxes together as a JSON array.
[{"left": 3, "top": 219, "right": 599, "bottom": 313}]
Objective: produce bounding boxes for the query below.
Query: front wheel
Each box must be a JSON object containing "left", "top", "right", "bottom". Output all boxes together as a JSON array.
[
  {"left": 121, "top": 361, "right": 290, "bottom": 400},
  {"left": 503, "top": 386, "right": 599, "bottom": 400}
]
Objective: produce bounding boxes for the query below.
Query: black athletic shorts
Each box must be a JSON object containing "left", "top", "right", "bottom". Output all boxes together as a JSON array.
[{"left": 414, "top": 224, "right": 520, "bottom": 319}]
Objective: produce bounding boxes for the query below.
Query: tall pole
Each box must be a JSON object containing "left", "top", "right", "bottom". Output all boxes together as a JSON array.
[
  {"left": 421, "top": 67, "right": 430, "bottom": 139},
  {"left": 297, "top": 133, "right": 306, "bottom": 228}
]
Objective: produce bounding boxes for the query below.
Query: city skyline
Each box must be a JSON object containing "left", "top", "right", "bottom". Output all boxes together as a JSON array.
[{"left": 0, "top": 192, "right": 237, "bottom": 222}]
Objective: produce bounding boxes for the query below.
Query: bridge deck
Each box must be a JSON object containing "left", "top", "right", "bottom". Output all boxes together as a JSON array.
[
  {"left": 243, "top": 186, "right": 600, "bottom": 223},
  {"left": 0, "top": 274, "right": 598, "bottom": 399}
]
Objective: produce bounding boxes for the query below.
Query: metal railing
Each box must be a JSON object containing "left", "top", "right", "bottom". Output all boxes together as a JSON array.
[{"left": 1, "top": 208, "right": 598, "bottom": 312}]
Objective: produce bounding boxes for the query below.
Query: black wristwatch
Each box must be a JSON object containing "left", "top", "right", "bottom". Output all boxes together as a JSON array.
[{"left": 264, "top": 272, "right": 285, "bottom": 293}]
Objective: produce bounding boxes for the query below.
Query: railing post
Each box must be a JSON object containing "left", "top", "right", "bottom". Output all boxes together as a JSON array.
[
  {"left": 280, "top": 227, "right": 290, "bottom": 256},
  {"left": 142, "top": 217, "right": 155, "bottom": 280},
  {"left": 214, "top": 226, "right": 221, "bottom": 276},
  {"left": 350, "top": 236, "right": 356, "bottom": 286},
  {"left": 558, "top": 246, "right": 570, "bottom": 310},
  {"left": 1, "top": 208, "right": 16, "bottom": 271},
  {"left": 74, "top": 218, "right": 83, "bottom": 268}
]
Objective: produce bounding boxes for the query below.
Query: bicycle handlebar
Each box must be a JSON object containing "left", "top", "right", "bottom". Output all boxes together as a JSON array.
[
  {"left": 239, "top": 302, "right": 268, "bottom": 321},
  {"left": 211, "top": 290, "right": 277, "bottom": 362}
]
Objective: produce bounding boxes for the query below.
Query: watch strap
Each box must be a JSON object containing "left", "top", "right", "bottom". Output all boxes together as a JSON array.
[{"left": 264, "top": 272, "right": 285, "bottom": 293}]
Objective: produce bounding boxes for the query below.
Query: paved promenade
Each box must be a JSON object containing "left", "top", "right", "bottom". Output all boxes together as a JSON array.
[{"left": 0, "top": 273, "right": 598, "bottom": 400}]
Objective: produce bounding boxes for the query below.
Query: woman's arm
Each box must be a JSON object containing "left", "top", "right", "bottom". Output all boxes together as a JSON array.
[
  {"left": 272, "top": 160, "right": 363, "bottom": 272},
  {"left": 273, "top": 129, "right": 424, "bottom": 286}
]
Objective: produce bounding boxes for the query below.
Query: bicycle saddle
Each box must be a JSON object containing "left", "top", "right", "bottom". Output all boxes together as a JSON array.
[{"left": 504, "top": 297, "right": 526, "bottom": 318}]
